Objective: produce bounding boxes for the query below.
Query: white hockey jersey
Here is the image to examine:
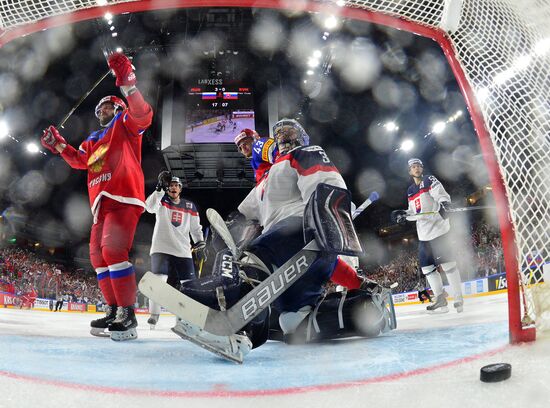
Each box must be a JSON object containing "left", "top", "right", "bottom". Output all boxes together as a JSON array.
[
  {"left": 145, "top": 190, "right": 204, "bottom": 258},
  {"left": 406, "top": 175, "right": 450, "bottom": 241},
  {"left": 238, "top": 145, "right": 347, "bottom": 232}
]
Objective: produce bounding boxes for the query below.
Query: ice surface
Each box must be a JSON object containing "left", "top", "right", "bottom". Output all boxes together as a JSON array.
[{"left": 1, "top": 293, "right": 549, "bottom": 408}]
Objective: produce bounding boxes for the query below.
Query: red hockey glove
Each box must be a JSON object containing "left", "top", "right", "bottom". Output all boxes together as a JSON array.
[
  {"left": 107, "top": 52, "right": 136, "bottom": 87},
  {"left": 41, "top": 125, "right": 67, "bottom": 154}
]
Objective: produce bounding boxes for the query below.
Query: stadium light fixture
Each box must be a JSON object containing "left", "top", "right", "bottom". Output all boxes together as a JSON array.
[
  {"left": 115, "top": 47, "right": 123, "bottom": 53},
  {"left": 306, "top": 70, "right": 314, "bottom": 75},
  {"left": 324, "top": 15, "right": 339, "bottom": 30},
  {"left": 313, "top": 50, "right": 322, "bottom": 58},
  {"left": 26, "top": 142, "right": 39, "bottom": 154},
  {"left": 96, "top": 0, "right": 108, "bottom": 5},
  {"left": 307, "top": 58, "right": 319, "bottom": 68},
  {"left": 104, "top": 12, "right": 113, "bottom": 20},
  {"left": 432, "top": 121, "right": 446, "bottom": 134},
  {"left": 400, "top": 139, "right": 414, "bottom": 151},
  {"left": 384, "top": 121, "right": 399, "bottom": 132},
  {"left": 0, "top": 121, "right": 8, "bottom": 139}
]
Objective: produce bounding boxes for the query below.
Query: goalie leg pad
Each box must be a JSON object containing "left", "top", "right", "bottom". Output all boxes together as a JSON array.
[
  {"left": 303, "top": 183, "right": 363, "bottom": 256},
  {"left": 288, "top": 288, "right": 396, "bottom": 343}
]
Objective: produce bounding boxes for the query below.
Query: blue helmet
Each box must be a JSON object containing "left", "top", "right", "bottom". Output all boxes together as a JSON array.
[{"left": 272, "top": 118, "right": 310, "bottom": 154}]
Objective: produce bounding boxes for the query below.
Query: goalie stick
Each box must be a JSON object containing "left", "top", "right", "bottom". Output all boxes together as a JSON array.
[{"left": 139, "top": 191, "right": 380, "bottom": 336}]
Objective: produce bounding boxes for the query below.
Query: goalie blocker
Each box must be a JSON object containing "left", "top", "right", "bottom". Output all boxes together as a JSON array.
[{"left": 140, "top": 184, "right": 395, "bottom": 353}]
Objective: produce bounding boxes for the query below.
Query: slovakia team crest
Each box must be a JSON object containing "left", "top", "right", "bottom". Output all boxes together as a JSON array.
[{"left": 171, "top": 210, "right": 183, "bottom": 227}]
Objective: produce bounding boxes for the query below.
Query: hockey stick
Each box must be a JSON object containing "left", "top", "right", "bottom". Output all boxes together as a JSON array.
[
  {"left": 139, "top": 191, "right": 380, "bottom": 336},
  {"left": 206, "top": 208, "right": 239, "bottom": 259},
  {"left": 57, "top": 69, "right": 111, "bottom": 129},
  {"left": 405, "top": 205, "right": 495, "bottom": 220}
]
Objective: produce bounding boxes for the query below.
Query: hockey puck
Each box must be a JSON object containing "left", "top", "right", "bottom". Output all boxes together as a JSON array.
[{"left": 480, "top": 363, "right": 512, "bottom": 382}]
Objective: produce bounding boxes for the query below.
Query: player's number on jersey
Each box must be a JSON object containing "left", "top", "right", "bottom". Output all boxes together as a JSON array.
[{"left": 303, "top": 146, "right": 330, "bottom": 163}]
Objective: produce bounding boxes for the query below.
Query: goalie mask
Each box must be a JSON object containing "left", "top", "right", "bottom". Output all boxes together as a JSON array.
[{"left": 273, "top": 118, "right": 310, "bottom": 154}]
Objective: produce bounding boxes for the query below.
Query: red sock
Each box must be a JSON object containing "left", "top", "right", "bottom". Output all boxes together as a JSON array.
[
  {"left": 331, "top": 258, "right": 361, "bottom": 289},
  {"left": 109, "top": 262, "right": 137, "bottom": 307},
  {"left": 97, "top": 269, "right": 117, "bottom": 305}
]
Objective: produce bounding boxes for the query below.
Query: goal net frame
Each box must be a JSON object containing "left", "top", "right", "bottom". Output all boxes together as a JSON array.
[{"left": 1, "top": 0, "right": 547, "bottom": 344}]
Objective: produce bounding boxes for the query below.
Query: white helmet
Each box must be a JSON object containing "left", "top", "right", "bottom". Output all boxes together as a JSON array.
[
  {"left": 408, "top": 158, "right": 423, "bottom": 168},
  {"left": 170, "top": 176, "right": 183, "bottom": 187},
  {"left": 272, "top": 118, "right": 310, "bottom": 154}
]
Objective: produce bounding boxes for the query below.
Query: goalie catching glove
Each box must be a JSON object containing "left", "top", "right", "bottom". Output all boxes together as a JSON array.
[
  {"left": 107, "top": 52, "right": 136, "bottom": 87},
  {"left": 40, "top": 125, "right": 67, "bottom": 155}
]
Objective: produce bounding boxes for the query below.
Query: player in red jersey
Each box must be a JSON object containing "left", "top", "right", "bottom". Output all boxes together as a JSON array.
[{"left": 40, "top": 52, "right": 153, "bottom": 341}]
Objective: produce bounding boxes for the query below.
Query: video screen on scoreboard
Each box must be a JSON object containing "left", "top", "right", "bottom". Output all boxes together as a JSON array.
[{"left": 183, "top": 79, "right": 256, "bottom": 144}]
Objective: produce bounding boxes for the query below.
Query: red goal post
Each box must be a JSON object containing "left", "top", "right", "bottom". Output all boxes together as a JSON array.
[{"left": 1, "top": 0, "right": 548, "bottom": 343}]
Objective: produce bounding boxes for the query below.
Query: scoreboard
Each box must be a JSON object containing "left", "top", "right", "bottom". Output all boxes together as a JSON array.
[{"left": 183, "top": 79, "right": 256, "bottom": 144}]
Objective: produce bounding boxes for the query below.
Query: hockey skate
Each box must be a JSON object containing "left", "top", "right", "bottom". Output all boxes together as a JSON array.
[
  {"left": 90, "top": 304, "right": 117, "bottom": 337},
  {"left": 453, "top": 297, "right": 464, "bottom": 313},
  {"left": 172, "top": 319, "right": 252, "bottom": 364},
  {"left": 147, "top": 314, "right": 159, "bottom": 330},
  {"left": 426, "top": 294, "right": 449, "bottom": 313},
  {"left": 109, "top": 306, "right": 138, "bottom": 341}
]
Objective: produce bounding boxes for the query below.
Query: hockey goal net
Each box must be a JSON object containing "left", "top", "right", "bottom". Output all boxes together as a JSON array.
[{"left": 1, "top": 0, "right": 549, "bottom": 343}]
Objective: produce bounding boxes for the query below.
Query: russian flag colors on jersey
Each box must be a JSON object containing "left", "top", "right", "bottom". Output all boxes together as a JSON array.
[
  {"left": 250, "top": 137, "right": 278, "bottom": 183},
  {"left": 407, "top": 175, "right": 451, "bottom": 241},
  {"left": 60, "top": 91, "right": 153, "bottom": 218},
  {"left": 239, "top": 145, "right": 346, "bottom": 232}
]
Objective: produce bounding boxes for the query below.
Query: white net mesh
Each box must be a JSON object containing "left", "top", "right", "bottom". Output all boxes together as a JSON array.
[{"left": 0, "top": 0, "right": 549, "bottom": 334}]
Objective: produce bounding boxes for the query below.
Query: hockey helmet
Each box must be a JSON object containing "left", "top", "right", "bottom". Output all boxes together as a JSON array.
[
  {"left": 408, "top": 158, "right": 423, "bottom": 168},
  {"left": 272, "top": 118, "right": 310, "bottom": 154},
  {"left": 234, "top": 128, "right": 259, "bottom": 146},
  {"left": 95, "top": 95, "right": 127, "bottom": 118},
  {"left": 169, "top": 176, "right": 183, "bottom": 188}
]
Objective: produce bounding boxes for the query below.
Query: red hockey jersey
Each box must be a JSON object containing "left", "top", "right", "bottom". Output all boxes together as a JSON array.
[{"left": 60, "top": 91, "right": 153, "bottom": 218}]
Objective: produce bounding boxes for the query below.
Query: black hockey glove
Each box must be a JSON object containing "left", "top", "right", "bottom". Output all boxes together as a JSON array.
[
  {"left": 439, "top": 201, "right": 452, "bottom": 219},
  {"left": 192, "top": 241, "right": 207, "bottom": 263},
  {"left": 391, "top": 209, "right": 408, "bottom": 225},
  {"left": 156, "top": 170, "right": 172, "bottom": 192}
]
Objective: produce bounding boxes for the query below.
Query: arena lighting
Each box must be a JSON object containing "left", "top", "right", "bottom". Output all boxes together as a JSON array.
[
  {"left": 432, "top": 121, "right": 446, "bottom": 134},
  {"left": 115, "top": 47, "right": 122, "bottom": 52},
  {"left": 0, "top": 121, "right": 8, "bottom": 139},
  {"left": 400, "top": 139, "right": 414, "bottom": 152},
  {"left": 313, "top": 50, "right": 322, "bottom": 58},
  {"left": 384, "top": 121, "right": 399, "bottom": 132},
  {"left": 104, "top": 12, "right": 113, "bottom": 20},
  {"left": 306, "top": 70, "right": 314, "bottom": 75},
  {"left": 96, "top": 0, "right": 107, "bottom": 5},
  {"left": 324, "top": 15, "right": 338, "bottom": 30},
  {"left": 26, "top": 142, "right": 39, "bottom": 154},
  {"left": 112, "top": 32, "right": 118, "bottom": 37},
  {"left": 336, "top": 0, "right": 346, "bottom": 6},
  {"left": 307, "top": 58, "right": 319, "bottom": 68}
]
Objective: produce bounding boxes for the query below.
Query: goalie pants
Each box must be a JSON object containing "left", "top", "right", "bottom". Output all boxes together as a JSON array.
[{"left": 247, "top": 216, "right": 336, "bottom": 313}]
